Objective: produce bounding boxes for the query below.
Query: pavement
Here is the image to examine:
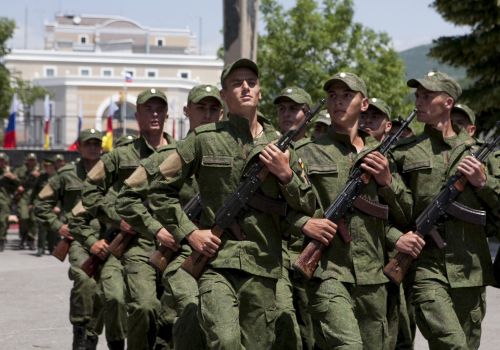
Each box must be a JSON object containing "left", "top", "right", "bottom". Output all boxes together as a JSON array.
[{"left": 1, "top": 229, "right": 500, "bottom": 349}]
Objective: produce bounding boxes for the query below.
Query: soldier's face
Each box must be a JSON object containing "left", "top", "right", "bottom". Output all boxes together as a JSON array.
[
  {"left": 44, "top": 164, "right": 56, "bottom": 176},
  {"left": 450, "top": 112, "right": 476, "bottom": 137},
  {"left": 359, "top": 106, "right": 391, "bottom": 142},
  {"left": 388, "top": 125, "right": 413, "bottom": 139},
  {"left": 220, "top": 68, "right": 261, "bottom": 115},
  {"left": 0, "top": 159, "right": 6, "bottom": 170},
  {"left": 136, "top": 98, "right": 168, "bottom": 133},
  {"left": 326, "top": 81, "right": 369, "bottom": 127},
  {"left": 78, "top": 139, "right": 103, "bottom": 161},
  {"left": 55, "top": 159, "right": 65, "bottom": 170},
  {"left": 312, "top": 122, "right": 328, "bottom": 138},
  {"left": 415, "top": 86, "right": 453, "bottom": 125},
  {"left": 184, "top": 97, "right": 223, "bottom": 130},
  {"left": 26, "top": 159, "right": 37, "bottom": 169},
  {"left": 278, "top": 98, "right": 307, "bottom": 134}
]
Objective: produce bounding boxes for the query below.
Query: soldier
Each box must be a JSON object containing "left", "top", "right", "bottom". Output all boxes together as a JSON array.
[
  {"left": 0, "top": 152, "right": 20, "bottom": 252},
  {"left": 115, "top": 134, "right": 137, "bottom": 147},
  {"left": 294, "top": 72, "right": 417, "bottom": 350},
  {"left": 273, "top": 86, "right": 315, "bottom": 350},
  {"left": 147, "top": 58, "right": 315, "bottom": 349},
  {"left": 81, "top": 89, "right": 173, "bottom": 349},
  {"left": 30, "top": 157, "right": 60, "bottom": 256},
  {"left": 14, "top": 153, "right": 40, "bottom": 250},
  {"left": 450, "top": 103, "right": 476, "bottom": 137},
  {"left": 359, "top": 97, "right": 392, "bottom": 142},
  {"left": 34, "top": 129, "right": 105, "bottom": 350},
  {"left": 390, "top": 71, "right": 500, "bottom": 349},
  {"left": 115, "top": 84, "right": 223, "bottom": 349},
  {"left": 388, "top": 119, "right": 414, "bottom": 139},
  {"left": 312, "top": 110, "right": 331, "bottom": 138}
]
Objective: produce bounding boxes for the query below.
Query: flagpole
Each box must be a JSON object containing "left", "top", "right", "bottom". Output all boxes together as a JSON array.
[{"left": 122, "top": 69, "right": 127, "bottom": 137}]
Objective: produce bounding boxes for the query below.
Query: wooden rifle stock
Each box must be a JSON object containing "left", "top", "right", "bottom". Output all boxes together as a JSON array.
[
  {"left": 52, "top": 237, "right": 73, "bottom": 262},
  {"left": 293, "top": 218, "right": 351, "bottom": 280},
  {"left": 80, "top": 254, "right": 104, "bottom": 277},
  {"left": 106, "top": 231, "right": 133, "bottom": 259},
  {"left": 181, "top": 225, "right": 224, "bottom": 280},
  {"left": 148, "top": 245, "right": 175, "bottom": 273},
  {"left": 383, "top": 231, "right": 425, "bottom": 285}
]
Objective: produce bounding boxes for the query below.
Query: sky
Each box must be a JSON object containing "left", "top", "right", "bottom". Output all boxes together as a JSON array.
[{"left": 3, "top": 0, "right": 470, "bottom": 54}]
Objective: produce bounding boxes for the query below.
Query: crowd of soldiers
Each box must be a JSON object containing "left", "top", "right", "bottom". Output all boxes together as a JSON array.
[{"left": 0, "top": 58, "right": 499, "bottom": 350}]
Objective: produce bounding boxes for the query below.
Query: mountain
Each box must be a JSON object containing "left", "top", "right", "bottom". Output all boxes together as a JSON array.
[{"left": 398, "top": 44, "right": 466, "bottom": 81}]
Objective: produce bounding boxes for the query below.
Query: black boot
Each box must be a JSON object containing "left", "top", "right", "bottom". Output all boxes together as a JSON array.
[
  {"left": 86, "top": 335, "right": 99, "bottom": 350},
  {"left": 72, "top": 325, "right": 87, "bottom": 350},
  {"left": 107, "top": 339, "right": 124, "bottom": 350},
  {"left": 36, "top": 249, "right": 43, "bottom": 257},
  {"left": 27, "top": 238, "right": 35, "bottom": 250},
  {"left": 0, "top": 240, "right": 4, "bottom": 252},
  {"left": 19, "top": 236, "right": 25, "bottom": 249}
]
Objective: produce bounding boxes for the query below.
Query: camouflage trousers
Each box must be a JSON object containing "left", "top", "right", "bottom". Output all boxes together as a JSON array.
[
  {"left": 198, "top": 268, "right": 278, "bottom": 350},
  {"left": 123, "top": 254, "right": 163, "bottom": 350},
  {"left": 412, "top": 279, "right": 486, "bottom": 350},
  {"left": 306, "top": 278, "right": 388, "bottom": 350},
  {"left": 38, "top": 224, "right": 59, "bottom": 252},
  {"left": 17, "top": 199, "right": 37, "bottom": 240},
  {"left": 68, "top": 240, "right": 103, "bottom": 336},
  {"left": 94, "top": 254, "right": 128, "bottom": 342},
  {"left": 0, "top": 202, "right": 9, "bottom": 241},
  {"left": 385, "top": 282, "right": 413, "bottom": 350},
  {"left": 159, "top": 267, "right": 205, "bottom": 350}
]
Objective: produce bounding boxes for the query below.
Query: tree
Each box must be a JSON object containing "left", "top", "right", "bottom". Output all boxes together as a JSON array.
[
  {"left": 0, "top": 17, "right": 16, "bottom": 121},
  {"left": 429, "top": 0, "right": 500, "bottom": 135},
  {"left": 11, "top": 71, "right": 55, "bottom": 110},
  {"left": 257, "top": 0, "right": 416, "bottom": 131}
]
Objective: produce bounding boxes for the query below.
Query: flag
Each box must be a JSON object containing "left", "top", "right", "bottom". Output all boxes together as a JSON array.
[
  {"left": 43, "top": 94, "right": 51, "bottom": 150},
  {"left": 3, "top": 94, "right": 18, "bottom": 149},
  {"left": 125, "top": 72, "right": 133, "bottom": 83},
  {"left": 102, "top": 97, "right": 118, "bottom": 151},
  {"left": 68, "top": 97, "right": 83, "bottom": 151}
]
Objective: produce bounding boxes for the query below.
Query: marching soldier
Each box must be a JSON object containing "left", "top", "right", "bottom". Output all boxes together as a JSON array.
[
  {"left": 54, "top": 154, "right": 66, "bottom": 170},
  {"left": 388, "top": 119, "right": 414, "bottom": 139},
  {"left": 359, "top": 98, "right": 392, "bottom": 142},
  {"left": 312, "top": 110, "right": 331, "bottom": 138},
  {"left": 115, "top": 84, "right": 224, "bottom": 349},
  {"left": 450, "top": 103, "right": 477, "bottom": 137},
  {"left": 0, "top": 152, "right": 20, "bottom": 252}
]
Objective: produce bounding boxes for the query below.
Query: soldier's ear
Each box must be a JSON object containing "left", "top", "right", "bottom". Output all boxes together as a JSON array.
[
  {"left": 220, "top": 89, "right": 227, "bottom": 102},
  {"left": 360, "top": 96, "right": 370, "bottom": 112}
]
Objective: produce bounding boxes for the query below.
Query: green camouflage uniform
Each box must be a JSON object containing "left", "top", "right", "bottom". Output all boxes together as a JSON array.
[
  {"left": 14, "top": 158, "right": 39, "bottom": 244},
  {"left": 82, "top": 133, "right": 170, "bottom": 349},
  {"left": 33, "top": 161, "right": 104, "bottom": 337},
  {"left": 148, "top": 113, "right": 315, "bottom": 350},
  {"left": 390, "top": 124, "right": 500, "bottom": 350},
  {"left": 115, "top": 136, "right": 203, "bottom": 350},
  {"left": 294, "top": 127, "right": 413, "bottom": 350},
  {"left": 0, "top": 161, "right": 20, "bottom": 245}
]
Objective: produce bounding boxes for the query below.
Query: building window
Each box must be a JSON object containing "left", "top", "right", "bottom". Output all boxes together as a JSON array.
[
  {"left": 156, "top": 38, "right": 165, "bottom": 46},
  {"left": 101, "top": 68, "right": 114, "bottom": 77},
  {"left": 79, "top": 67, "right": 92, "bottom": 76},
  {"left": 44, "top": 66, "right": 57, "bottom": 77},
  {"left": 178, "top": 70, "right": 191, "bottom": 80},
  {"left": 79, "top": 35, "right": 89, "bottom": 44},
  {"left": 146, "top": 69, "right": 158, "bottom": 78}
]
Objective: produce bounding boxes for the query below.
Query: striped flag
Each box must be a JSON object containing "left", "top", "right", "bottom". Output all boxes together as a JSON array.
[
  {"left": 125, "top": 72, "right": 133, "bottom": 83},
  {"left": 102, "top": 97, "right": 119, "bottom": 151},
  {"left": 68, "top": 97, "right": 83, "bottom": 151},
  {"left": 43, "top": 94, "right": 51, "bottom": 150},
  {"left": 2, "top": 94, "right": 18, "bottom": 149}
]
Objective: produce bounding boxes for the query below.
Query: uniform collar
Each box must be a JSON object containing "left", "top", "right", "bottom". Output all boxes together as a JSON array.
[
  {"left": 326, "top": 125, "right": 380, "bottom": 152},
  {"left": 156, "top": 133, "right": 177, "bottom": 152},
  {"left": 423, "top": 124, "right": 472, "bottom": 148},
  {"left": 140, "top": 132, "right": 172, "bottom": 152},
  {"left": 227, "top": 112, "right": 277, "bottom": 140}
]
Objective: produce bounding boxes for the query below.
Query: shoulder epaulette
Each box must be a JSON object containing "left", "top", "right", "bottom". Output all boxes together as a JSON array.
[
  {"left": 57, "top": 163, "right": 75, "bottom": 174},
  {"left": 194, "top": 121, "right": 226, "bottom": 135},
  {"left": 117, "top": 137, "right": 136, "bottom": 147}
]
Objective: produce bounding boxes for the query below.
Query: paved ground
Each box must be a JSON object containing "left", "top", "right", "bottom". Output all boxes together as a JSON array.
[{"left": 1, "top": 229, "right": 500, "bottom": 349}]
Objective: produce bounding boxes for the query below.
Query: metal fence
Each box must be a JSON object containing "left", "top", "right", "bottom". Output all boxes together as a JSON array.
[{"left": 14, "top": 115, "right": 66, "bottom": 149}]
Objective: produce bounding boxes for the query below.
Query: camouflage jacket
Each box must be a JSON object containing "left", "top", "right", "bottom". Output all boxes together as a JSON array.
[
  {"left": 148, "top": 113, "right": 315, "bottom": 280},
  {"left": 30, "top": 172, "right": 52, "bottom": 205},
  {"left": 391, "top": 125, "right": 500, "bottom": 288},
  {"left": 0, "top": 168, "right": 20, "bottom": 204},
  {"left": 116, "top": 134, "right": 199, "bottom": 262},
  {"left": 14, "top": 164, "right": 40, "bottom": 202},
  {"left": 294, "top": 127, "right": 413, "bottom": 285}
]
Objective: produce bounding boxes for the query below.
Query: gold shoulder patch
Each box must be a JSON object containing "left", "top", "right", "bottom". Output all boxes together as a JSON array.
[
  {"left": 87, "top": 159, "right": 106, "bottom": 182},
  {"left": 125, "top": 166, "right": 148, "bottom": 189},
  {"left": 159, "top": 150, "right": 185, "bottom": 180},
  {"left": 38, "top": 184, "right": 55, "bottom": 200},
  {"left": 71, "top": 201, "right": 86, "bottom": 217}
]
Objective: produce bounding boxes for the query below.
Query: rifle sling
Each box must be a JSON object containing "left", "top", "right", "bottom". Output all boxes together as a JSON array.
[
  {"left": 352, "top": 195, "right": 389, "bottom": 220},
  {"left": 247, "top": 192, "right": 288, "bottom": 217},
  {"left": 445, "top": 201, "right": 486, "bottom": 226}
]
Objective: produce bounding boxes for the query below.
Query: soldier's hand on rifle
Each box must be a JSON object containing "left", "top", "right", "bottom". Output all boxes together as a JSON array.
[
  {"left": 186, "top": 229, "right": 221, "bottom": 257},
  {"left": 457, "top": 156, "right": 486, "bottom": 188},
  {"left": 58, "top": 224, "right": 73, "bottom": 240},
  {"left": 119, "top": 220, "right": 136, "bottom": 235},
  {"left": 360, "top": 152, "right": 392, "bottom": 187},
  {"left": 259, "top": 144, "right": 293, "bottom": 184},
  {"left": 301, "top": 219, "right": 337, "bottom": 246},
  {"left": 17, "top": 186, "right": 25, "bottom": 194},
  {"left": 395, "top": 232, "right": 425, "bottom": 258},
  {"left": 32, "top": 170, "right": 40, "bottom": 178},
  {"left": 53, "top": 207, "right": 61, "bottom": 214},
  {"left": 4, "top": 171, "right": 15, "bottom": 180},
  {"left": 155, "top": 227, "right": 180, "bottom": 252},
  {"left": 91, "top": 239, "right": 109, "bottom": 260}
]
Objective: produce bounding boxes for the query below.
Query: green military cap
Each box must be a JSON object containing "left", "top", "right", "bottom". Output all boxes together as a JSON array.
[
  {"left": 54, "top": 154, "right": 65, "bottom": 161},
  {"left": 43, "top": 157, "right": 55, "bottom": 165},
  {"left": 220, "top": 58, "right": 258, "bottom": 87},
  {"left": 452, "top": 103, "right": 476, "bottom": 125},
  {"left": 273, "top": 86, "right": 313, "bottom": 108},
  {"left": 188, "top": 85, "right": 223, "bottom": 105},
  {"left": 315, "top": 110, "right": 331, "bottom": 126},
  {"left": 115, "top": 134, "right": 137, "bottom": 147},
  {"left": 407, "top": 70, "right": 462, "bottom": 102},
  {"left": 25, "top": 152, "right": 37, "bottom": 160},
  {"left": 323, "top": 72, "right": 368, "bottom": 98},
  {"left": 369, "top": 98, "right": 391, "bottom": 119},
  {"left": 136, "top": 88, "right": 168, "bottom": 106},
  {"left": 79, "top": 128, "right": 102, "bottom": 142},
  {"left": 0, "top": 152, "right": 9, "bottom": 161}
]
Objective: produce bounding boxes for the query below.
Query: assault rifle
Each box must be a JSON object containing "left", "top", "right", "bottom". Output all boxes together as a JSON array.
[
  {"left": 293, "top": 109, "right": 417, "bottom": 280},
  {"left": 80, "top": 228, "right": 121, "bottom": 277},
  {"left": 148, "top": 192, "right": 203, "bottom": 273},
  {"left": 383, "top": 121, "right": 500, "bottom": 285},
  {"left": 181, "top": 99, "right": 326, "bottom": 280}
]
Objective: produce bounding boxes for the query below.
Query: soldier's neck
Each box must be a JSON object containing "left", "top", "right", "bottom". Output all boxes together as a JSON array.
[
  {"left": 332, "top": 119, "right": 364, "bottom": 153},
  {"left": 82, "top": 158, "right": 99, "bottom": 172},
  {"left": 428, "top": 114, "right": 455, "bottom": 138},
  {"left": 142, "top": 131, "right": 168, "bottom": 149}
]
